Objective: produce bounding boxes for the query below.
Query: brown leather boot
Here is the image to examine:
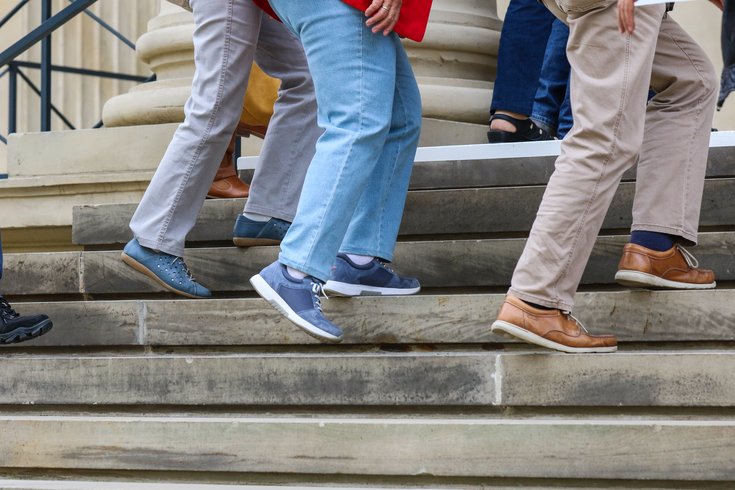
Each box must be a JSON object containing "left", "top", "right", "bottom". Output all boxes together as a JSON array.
[
  {"left": 615, "top": 243, "right": 716, "bottom": 289},
  {"left": 207, "top": 134, "right": 250, "bottom": 199},
  {"left": 491, "top": 295, "right": 617, "bottom": 353}
]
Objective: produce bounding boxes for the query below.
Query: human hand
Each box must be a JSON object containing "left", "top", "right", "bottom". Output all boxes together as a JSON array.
[
  {"left": 617, "top": 0, "right": 636, "bottom": 34},
  {"left": 365, "top": 0, "right": 402, "bottom": 36}
]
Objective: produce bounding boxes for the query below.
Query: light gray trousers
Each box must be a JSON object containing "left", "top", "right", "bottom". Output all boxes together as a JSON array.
[
  {"left": 509, "top": 0, "right": 718, "bottom": 311},
  {"left": 130, "top": 0, "right": 320, "bottom": 257}
]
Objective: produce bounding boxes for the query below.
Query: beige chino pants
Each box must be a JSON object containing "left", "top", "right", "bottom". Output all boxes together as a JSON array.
[{"left": 508, "top": 0, "right": 718, "bottom": 311}]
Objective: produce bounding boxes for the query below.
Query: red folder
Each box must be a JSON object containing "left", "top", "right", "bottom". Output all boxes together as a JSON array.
[{"left": 253, "top": 0, "right": 433, "bottom": 42}]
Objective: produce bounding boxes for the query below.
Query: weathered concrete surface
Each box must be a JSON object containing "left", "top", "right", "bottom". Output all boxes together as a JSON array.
[
  {"left": 498, "top": 352, "right": 735, "bottom": 407},
  {"left": 12, "top": 289, "right": 735, "bottom": 347},
  {"left": 6, "top": 124, "right": 178, "bottom": 178},
  {"left": 1, "top": 352, "right": 735, "bottom": 407},
  {"left": 0, "top": 352, "right": 496, "bottom": 406},
  {"left": 71, "top": 178, "right": 735, "bottom": 245},
  {"left": 5, "top": 231, "right": 734, "bottom": 295},
  {"left": 1, "top": 415, "right": 733, "bottom": 480},
  {"left": 409, "top": 145, "right": 735, "bottom": 190},
  {"left": 0, "top": 482, "right": 419, "bottom": 490},
  {"left": 1, "top": 252, "right": 81, "bottom": 295}
]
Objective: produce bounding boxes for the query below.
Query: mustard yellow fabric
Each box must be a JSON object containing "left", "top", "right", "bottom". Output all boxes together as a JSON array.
[{"left": 241, "top": 63, "right": 280, "bottom": 127}]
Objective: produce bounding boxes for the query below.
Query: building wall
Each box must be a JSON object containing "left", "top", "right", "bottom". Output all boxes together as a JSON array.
[
  {"left": 0, "top": 0, "right": 159, "bottom": 172},
  {"left": 1, "top": 1, "right": 732, "bottom": 174}
]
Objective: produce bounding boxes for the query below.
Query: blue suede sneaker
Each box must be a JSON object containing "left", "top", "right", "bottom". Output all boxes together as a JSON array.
[
  {"left": 121, "top": 238, "right": 212, "bottom": 299},
  {"left": 250, "top": 261, "right": 343, "bottom": 343},
  {"left": 233, "top": 215, "right": 290, "bottom": 247},
  {"left": 324, "top": 254, "right": 421, "bottom": 297}
]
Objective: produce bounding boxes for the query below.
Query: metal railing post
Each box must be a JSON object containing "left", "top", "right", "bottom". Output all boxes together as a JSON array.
[
  {"left": 40, "top": 0, "right": 53, "bottom": 131},
  {"left": 8, "top": 63, "right": 18, "bottom": 135}
]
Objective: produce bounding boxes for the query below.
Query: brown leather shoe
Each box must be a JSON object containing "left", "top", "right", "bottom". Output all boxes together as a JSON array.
[
  {"left": 207, "top": 134, "right": 250, "bottom": 199},
  {"left": 491, "top": 295, "right": 617, "bottom": 353},
  {"left": 614, "top": 243, "right": 716, "bottom": 289},
  {"left": 236, "top": 121, "right": 267, "bottom": 139}
]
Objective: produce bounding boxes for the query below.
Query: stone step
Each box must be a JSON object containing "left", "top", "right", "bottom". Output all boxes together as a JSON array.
[
  {"left": 72, "top": 177, "right": 735, "bottom": 246},
  {"left": 0, "top": 350, "right": 734, "bottom": 407},
  {"left": 12, "top": 290, "right": 735, "bottom": 348},
  {"left": 1, "top": 414, "right": 733, "bottom": 480},
  {"left": 0, "top": 482, "right": 402, "bottom": 490},
  {"left": 239, "top": 136, "right": 735, "bottom": 190},
  {"left": 3, "top": 232, "right": 733, "bottom": 296}
]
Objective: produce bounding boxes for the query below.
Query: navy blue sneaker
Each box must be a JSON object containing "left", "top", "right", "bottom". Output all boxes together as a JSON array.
[
  {"left": 250, "top": 261, "right": 343, "bottom": 343},
  {"left": 1, "top": 296, "right": 53, "bottom": 345},
  {"left": 121, "top": 238, "right": 212, "bottom": 299},
  {"left": 233, "top": 215, "right": 290, "bottom": 247},
  {"left": 324, "top": 254, "right": 421, "bottom": 297}
]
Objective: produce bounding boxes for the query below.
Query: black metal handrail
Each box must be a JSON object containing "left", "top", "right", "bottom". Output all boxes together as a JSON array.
[{"left": 0, "top": 0, "right": 154, "bottom": 149}]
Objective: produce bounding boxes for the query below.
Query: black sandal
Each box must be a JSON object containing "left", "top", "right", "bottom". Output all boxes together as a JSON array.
[{"left": 487, "top": 113, "right": 553, "bottom": 143}]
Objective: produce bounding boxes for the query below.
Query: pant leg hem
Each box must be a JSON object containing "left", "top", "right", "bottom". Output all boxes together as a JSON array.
[
  {"left": 134, "top": 236, "right": 185, "bottom": 258},
  {"left": 507, "top": 288, "right": 574, "bottom": 312},
  {"left": 278, "top": 254, "right": 329, "bottom": 282},
  {"left": 243, "top": 203, "right": 296, "bottom": 223},
  {"left": 630, "top": 223, "right": 697, "bottom": 245},
  {"left": 338, "top": 247, "right": 393, "bottom": 262}
]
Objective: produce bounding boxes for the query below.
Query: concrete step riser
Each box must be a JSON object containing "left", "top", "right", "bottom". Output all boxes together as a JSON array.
[
  {"left": 72, "top": 178, "right": 735, "bottom": 246},
  {"left": 2, "top": 416, "right": 733, "bottom": 480},
  {"left": 0, "top": 352, "right": 733, "bottom": 407},
  {"left": 12, "top": 289, "right": 735, "bottom": 348},
  {"left": 4, "top": 232, "right": 732, "bottom": 296}
]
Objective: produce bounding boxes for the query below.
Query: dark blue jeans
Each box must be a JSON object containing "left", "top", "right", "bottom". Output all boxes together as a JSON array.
[
  {"left": 531, "top": 19, "right": 572, "bottom": 138},
  {"left": 720, "top": 0, "right": 735, "bottom": 108},
  {"left": 490, "top": 0, "right": 572, "bottom": 137},
  {"left": 491, "top": 0, "right": 555, "bottom": 117}
]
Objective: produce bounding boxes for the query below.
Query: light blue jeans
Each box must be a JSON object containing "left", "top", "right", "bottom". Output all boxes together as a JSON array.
[{"left": 267, "top": 0, "right": 422, "bottom": 281}]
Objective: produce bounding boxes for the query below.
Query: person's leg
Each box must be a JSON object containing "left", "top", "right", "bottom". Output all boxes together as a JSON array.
[
  {"left": 129, "top": 0, "right": 261, "bottom": 257},
  {"left": 325, "top": 34, "right": 423, "bottom": 297},
  {"left": 530, "top": 19, "right": 571, "bottom": 138},
  {"left": 123, "top": 0, "right": 262, "bottom": 298},
  {"left": 268, "top": 0, "right": 400, "bottom": 281},
  {"left": 493, "top": 2, "right": 672, "bottom": 353},
  {"left": 244, "top": 14, "right": 320, "bottom": 223},
  {"left": 250, "top": 0, "right": 414, "bottom": 342},
  {"left": 488, "top": 0, "right": 555, "bottom": 142},
  {"left": 615, "top": 15, "right": 718, "bottom": 290},
  {"left": 233, "top": 14, "right": 321, "bottom": 246}
]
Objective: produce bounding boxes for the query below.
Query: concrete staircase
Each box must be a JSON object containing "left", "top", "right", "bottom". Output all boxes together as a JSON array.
[{"left": 1, "top": 144, "right": 734, "bottom": 488}]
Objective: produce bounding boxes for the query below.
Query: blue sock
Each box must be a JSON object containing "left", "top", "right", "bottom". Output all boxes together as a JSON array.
[{"left": 630, "top": 231, "right": 675, "bottom": 252}]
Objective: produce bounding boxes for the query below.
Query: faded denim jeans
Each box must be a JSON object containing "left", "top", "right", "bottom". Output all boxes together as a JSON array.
[{"left": 267, "top": 0, "right": 423, "bottom": 281}]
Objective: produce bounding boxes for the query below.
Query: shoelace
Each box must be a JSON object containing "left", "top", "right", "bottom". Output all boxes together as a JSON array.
[
  {"left": 311, "top": 281, "right": 329, "bottom": 313},
  {"left": 676, "top": 244, "right": 700, "bottom": 269},
  {"left": 172, "top": 257, "right": 195, "bottom": 281},
  {"left": 0, "top": 297, "right": 19, "bottom": 319},
  {"left": 376, "top": 259, "right": 394, "bottom": 273},
  {"left": 562, "top": 310, "right": 590, "bottom": 335}
]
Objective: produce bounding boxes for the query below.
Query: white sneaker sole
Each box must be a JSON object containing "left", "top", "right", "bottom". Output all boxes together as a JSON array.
[
  {"left": 249, "top": 274, "right": 342, "bottom": 344},
  {"left": 323, "top": 280, "right": 421, "bottom": 297},
  {"left": 615, "top": 270, "right": 716, "bottom": 290},
  {"left": 490, "top": 320, "right": 617, "bottom": 354}
]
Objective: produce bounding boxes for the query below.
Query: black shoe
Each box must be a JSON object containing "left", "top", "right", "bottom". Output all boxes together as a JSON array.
[
  {"left": 487, "top": 113, "right": 553, "bottom": 143},
  {"left": 0, "top": 296, "right": 53, "bottom": 345}
]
